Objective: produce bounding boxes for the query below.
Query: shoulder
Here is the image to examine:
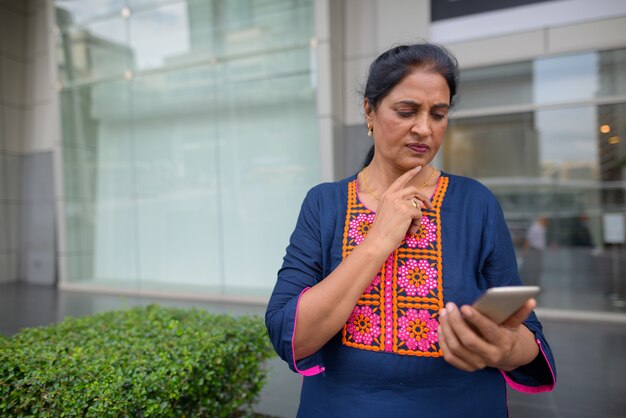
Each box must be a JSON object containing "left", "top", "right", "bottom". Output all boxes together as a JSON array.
[
  {"left": 444, "top": 173, "right": 498, "bottom": 201},
  {"left": 444, "top": 172, "right": 493, "bottom": 197},
  {"left": 296, "top": 176, "right": 355, "bottom": 231},
  {"left": 304, "top": 175, "right": 356, "bottom": 203},
  {"left": 442, "top": 172, "right": 501, "bottom": 212}
]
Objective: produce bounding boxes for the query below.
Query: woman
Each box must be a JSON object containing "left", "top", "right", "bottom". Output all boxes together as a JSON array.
[{"left": 266, "top": 43, "right": 556, "bottom": 417}]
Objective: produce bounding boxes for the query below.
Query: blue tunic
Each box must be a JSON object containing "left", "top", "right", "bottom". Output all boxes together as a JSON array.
[{"left": 266, "top": 173, "right": 556, "bottom": 417}]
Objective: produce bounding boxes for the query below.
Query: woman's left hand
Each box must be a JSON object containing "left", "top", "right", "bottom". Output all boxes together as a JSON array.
[{"left": 437, "top": 300, "right": 539, "bottom": 372}]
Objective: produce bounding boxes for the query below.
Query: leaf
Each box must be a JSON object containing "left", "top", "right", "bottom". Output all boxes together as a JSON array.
[{"left": 0, "top": 305, "right": 275, "bottom": 417}]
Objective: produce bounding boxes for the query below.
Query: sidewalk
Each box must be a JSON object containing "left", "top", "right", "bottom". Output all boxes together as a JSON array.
[{"left": 1, "top": 283, "right": 625, "bottom": 418}]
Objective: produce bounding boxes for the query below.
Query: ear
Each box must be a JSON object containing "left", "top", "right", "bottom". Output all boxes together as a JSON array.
[{"left": 363, "top": 99, "right": 374, "bottom": 121}]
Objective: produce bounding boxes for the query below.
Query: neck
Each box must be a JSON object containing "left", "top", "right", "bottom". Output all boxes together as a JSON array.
[{"left": 366, "top": 158, "right": 434, "bottom": 191}]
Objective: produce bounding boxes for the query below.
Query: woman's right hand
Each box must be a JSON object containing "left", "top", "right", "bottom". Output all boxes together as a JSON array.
[
  {"left": 293, "top": 166, "right": 432, "bottom": 360},
  {"left": 365, "top": 166, "right": 433, "bottom": 254}
]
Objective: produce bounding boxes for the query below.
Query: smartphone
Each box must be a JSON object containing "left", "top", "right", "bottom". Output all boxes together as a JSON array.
[{"left": 472, "top": 286, "right": 540, "bottom": 324}]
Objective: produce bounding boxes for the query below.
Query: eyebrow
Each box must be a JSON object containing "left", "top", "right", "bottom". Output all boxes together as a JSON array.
[{"left": 394, "top": 100, "right": 450, "bottom": 109}]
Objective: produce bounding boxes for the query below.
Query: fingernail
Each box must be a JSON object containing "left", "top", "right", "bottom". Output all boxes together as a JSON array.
[
  {"left": 445, "top": 302, "right": 455, "bottom": 311},
  {"left": 439, "top": 308, "right": 447, "bottom": 318},
  {"left": 461, "top": 306, "right": 472, "bottom": 317}
]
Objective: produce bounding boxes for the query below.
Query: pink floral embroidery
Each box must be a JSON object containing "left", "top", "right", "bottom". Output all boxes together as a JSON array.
[
  {"left": 342, "top": 177, "right": 450, "bottom": 358},
  {"left": 397, "top": 309, "right": 439, "bottom": 352},
  {"left": 363, "top": 273, "right": 381, "bottom": 294},
  {"left": 346, "top": 305, "right": 381, "bottom": 345},
  {"left": 348, "top": 213, "right": 376, "bottom": 245},
  {"left": 405, "top": 216, "right": 437, "bottom": 249},
  {"left": 397, "top": 259, "right": 438, "bottom": 297}
]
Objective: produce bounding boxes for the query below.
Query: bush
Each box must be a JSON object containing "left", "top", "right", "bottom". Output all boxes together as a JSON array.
[{"left": 0, "top": 304, "right": 275, "bottom": 417}]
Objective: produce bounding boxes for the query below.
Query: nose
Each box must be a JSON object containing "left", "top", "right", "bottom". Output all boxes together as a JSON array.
[{"left": 411, "top": 112, "right": 431, "bottom": 137}]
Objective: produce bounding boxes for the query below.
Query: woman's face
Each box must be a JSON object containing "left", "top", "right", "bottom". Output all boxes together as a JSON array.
[{"left": 365, "top": 70, "right": 450, "bottom": 171}]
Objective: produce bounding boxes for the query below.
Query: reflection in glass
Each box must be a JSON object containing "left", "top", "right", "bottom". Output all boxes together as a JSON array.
[
  {"left": 56, "top": 0, "right": 317, "bottom": 297},
  {"left": 457, "top": 48, "right": 626, "bottom": 111},
  {"left": 457, "top": 61, "right": 533, "bottom": 111},
  {"left": 445, "top": 112, "right": 538, "bottom": 179},
  {"left": 536, "top": 107, "right": 598, "bottom": 180},
  {"left": 129, "top": 3, "right": 191, "bottom": 70},
  {"left": 55, "top": 0, "right": 126, "bottom": 24},
  {"left": 56, "top": 7, "right": 131, "bottom": 85},
  {"left": 598, "top": 49, "right": 626, "bottom": 99},
  {"left": 446, "top": 103, "right": 626, "bottom": 312},
  {"left": 533, "top": 52, "right": 598, "bottom": 104}
]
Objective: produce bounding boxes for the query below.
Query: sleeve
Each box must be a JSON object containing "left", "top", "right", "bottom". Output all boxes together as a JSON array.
[
  {"left": 483, "top": 198, "right": 556, "bottom": 393},
  {"left": 265, "top": 187, "right": 326, "bottom": 376}
]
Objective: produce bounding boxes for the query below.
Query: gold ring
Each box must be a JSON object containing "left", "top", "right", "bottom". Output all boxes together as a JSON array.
[{"left": 411, "top": 199, "right": 418, "bottom": 209}]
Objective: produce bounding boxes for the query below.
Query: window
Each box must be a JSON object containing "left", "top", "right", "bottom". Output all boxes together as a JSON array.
[
  {"left": 446, "top": 49, "right": 626, "bottom": 313},
  {"left": 56, "top": 0, "right": 317, "bottom": 297}
]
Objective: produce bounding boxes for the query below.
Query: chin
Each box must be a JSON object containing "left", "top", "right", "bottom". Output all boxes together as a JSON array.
[
  {"left": 395, "top": 161, "right": 423, "bottom": 172},
  {"left": 405, "top": 157, "right": 431, "bottom": 169}
]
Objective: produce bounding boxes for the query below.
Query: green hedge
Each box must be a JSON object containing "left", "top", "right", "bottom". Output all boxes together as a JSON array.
[{"left": 0, "top": 305, "right": 275, "bottom": 417}]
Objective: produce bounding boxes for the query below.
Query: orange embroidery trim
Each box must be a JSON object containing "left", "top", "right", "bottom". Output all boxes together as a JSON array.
[{"left": 342, "top": 176, "right": 449, "bottom": 357}]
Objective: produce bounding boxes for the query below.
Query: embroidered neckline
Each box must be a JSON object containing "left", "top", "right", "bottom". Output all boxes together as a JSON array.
[
  {"left": 355, "top": 172, "right": 445, "bottom": 213},
  {"left": 341, "top": 175, "right": 449, "bottom": 357}
]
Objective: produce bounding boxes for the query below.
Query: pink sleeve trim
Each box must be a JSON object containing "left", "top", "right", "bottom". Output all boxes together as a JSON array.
[
  {"left": 501, "top": 339, "right": 556, "bottom": 393},
  {"left": 291, "top": 287, "right": 325, "bottom": 377}
]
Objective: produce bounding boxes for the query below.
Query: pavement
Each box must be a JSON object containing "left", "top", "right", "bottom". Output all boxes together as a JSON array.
[{"left": 1, "top": 283, "right": 625, "bottom": 418}]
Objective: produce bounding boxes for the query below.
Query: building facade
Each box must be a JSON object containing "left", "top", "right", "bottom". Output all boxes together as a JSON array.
[{"left": 0, "top": 0, "right": 624, "bottom": 317}]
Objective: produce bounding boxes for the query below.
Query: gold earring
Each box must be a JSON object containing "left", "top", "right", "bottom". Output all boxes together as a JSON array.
[{"left": 367, "top": 125, "right": 373, "bottom": 136}]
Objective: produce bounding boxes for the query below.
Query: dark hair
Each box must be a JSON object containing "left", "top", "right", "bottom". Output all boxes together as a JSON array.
[{"left": 362, "top": 43, "right": 459, "bottom": 167}]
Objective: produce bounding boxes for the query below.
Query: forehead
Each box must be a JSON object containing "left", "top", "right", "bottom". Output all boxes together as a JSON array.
[{"left": 384, "top": 70, "right": 450, "bottom": 104}]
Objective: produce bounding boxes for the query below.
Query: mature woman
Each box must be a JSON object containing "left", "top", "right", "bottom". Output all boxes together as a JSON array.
[{"left": 266, "top": 43, "right": 556, "bottom": 417}]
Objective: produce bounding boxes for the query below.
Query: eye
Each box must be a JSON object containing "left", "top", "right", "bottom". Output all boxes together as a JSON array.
[
  {"left": 396, "top": 110, "right": 414, "bottom": 118},
  {"left": 432, "top": 113, "right": 447, "bottom": 121}
]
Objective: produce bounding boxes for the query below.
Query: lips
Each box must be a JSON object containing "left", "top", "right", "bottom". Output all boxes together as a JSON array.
[{"left": 407, "top": 143, "right": 430, "bottom": 153}]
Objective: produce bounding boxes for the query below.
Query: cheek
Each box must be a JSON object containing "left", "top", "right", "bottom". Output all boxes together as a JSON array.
[
  {"left": 434, "top": 122, "right": 448, "bottom": 139},
  {"left": 431, "top": 125, "right": 447, "bottom": 148},
  {"left": 380, "top": 118, "right": 412, "bottom": 137}
]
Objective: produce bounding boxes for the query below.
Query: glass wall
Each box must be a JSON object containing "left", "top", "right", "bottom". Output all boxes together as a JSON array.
[
  {"left": 55, "top": 0, "right": 318, "bottom": 298},
  {"left": 446, "top": 49, "right": 626, "bottom": 313}
]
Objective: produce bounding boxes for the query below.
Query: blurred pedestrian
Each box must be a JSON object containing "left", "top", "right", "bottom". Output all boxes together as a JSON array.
[{"left": 521, "top": 216, "right": 549, "bottom": 286}]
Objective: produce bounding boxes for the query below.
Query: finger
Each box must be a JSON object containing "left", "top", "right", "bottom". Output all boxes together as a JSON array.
[
  {"left": 408, "top": 199, "right": 422, "bottom": 215},
  {"left": 407, "top": 218, "right": 421, "bottom": 235},
  {"left": 445, "top": 303, "right": 494, "bottom": 357},
  {"left": 459, "top": 304, "right": 503, "bottom": 343},
  {"left": 438, "top": 308, "right": 475, "bottom": 370},
  {"left": 437, "top": 324, "right": 478, "bottom": 372},
  {"left": 397, "top": 188, "right": 432, "bottom": 208},
  {"left": 398, "top": 187, "right": 420, "bottom": 199},
  {"left": 409, "top": 200, "right": 423, "bottom": 220},
  {"left": 386, "top": 166, "right": 423, "bottom": 193},
  {"left": 413, "top": 192, "right": 433, "bottom": 210},
  {"left": 439, "top": 304, "right": 488, "bottom": 370},
  {"left": 397, "top": 188, "right": 433, "bottom": 208},
  {"left": 501, "top": 299, "right": 536, "bottom": 328}
]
